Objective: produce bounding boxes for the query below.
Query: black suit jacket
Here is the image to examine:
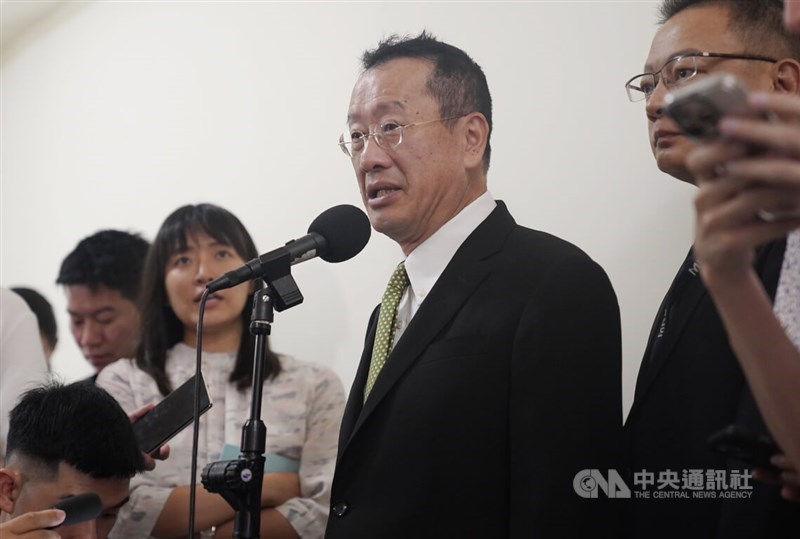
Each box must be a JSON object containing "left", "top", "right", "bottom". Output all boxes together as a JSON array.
[
  {"left": 625, "top": 239, "right": 800, "bottom": 538},
  {"left": 325, "top": 202, "right": 623, "bottom": 538}
]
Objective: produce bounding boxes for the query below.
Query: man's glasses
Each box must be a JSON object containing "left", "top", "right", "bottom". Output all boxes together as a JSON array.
[
  {"left": 624, "top": 52, "right": 778, "bottom": 102},
  {"left": 339, "top": 115, "right": 467, "bottom": 158}
]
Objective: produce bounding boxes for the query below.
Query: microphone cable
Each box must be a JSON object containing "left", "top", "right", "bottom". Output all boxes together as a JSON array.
[{"left": 187, "top": 288, "right": 209, "bottom": 538}]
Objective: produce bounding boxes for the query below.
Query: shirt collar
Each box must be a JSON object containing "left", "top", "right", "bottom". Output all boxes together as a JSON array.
[{"left": 403, "top": 191, "right": 496, "bottom": 304}]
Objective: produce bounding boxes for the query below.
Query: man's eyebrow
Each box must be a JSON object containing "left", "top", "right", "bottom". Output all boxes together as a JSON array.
[
  {"left": 347, "top": 100, "right": 407, "bottom": 123},
  {"left": 644, "top": 48, "right": 702, "bottom": 71},
  {"left": 67, "top": 306, "right": 115, "bottom": 318}
]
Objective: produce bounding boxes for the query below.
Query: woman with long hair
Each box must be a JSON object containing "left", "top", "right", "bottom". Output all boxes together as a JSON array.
[{"left": 97, "top": 203, "right": 345, "bottom": 539}]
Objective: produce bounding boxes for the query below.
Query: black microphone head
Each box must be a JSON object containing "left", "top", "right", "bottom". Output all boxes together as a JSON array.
[
  {"left": 308, "top": 205, "right": 371, "bottom": 263},
  {"left": 53, "top": 492, "right": 102, "bottom": 527}
]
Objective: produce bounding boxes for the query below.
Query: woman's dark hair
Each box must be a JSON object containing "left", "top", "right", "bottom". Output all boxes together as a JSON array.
[
  {"left": 136, "top": 203, "right": 281, "bottom": 396},
  {"left": 11, "top": 287, "right": 58, "bottom": 353}
]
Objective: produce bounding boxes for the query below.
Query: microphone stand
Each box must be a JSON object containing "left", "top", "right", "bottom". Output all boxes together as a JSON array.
[{"left": 201, "top": 252, "right": 303, "bottom": 539}]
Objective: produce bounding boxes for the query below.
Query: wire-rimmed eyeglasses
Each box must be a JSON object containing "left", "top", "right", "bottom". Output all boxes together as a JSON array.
[
  {"left": 624, "top": 51, "right": 778, "bottom": 102},
  {"left": 338, "top": 115, "right": 467, "bottom": 158}
]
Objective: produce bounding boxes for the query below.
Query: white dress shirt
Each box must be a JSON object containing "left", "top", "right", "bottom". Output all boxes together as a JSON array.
[{"left": 392, "top": 191, "right": 496, "bottom": 347}]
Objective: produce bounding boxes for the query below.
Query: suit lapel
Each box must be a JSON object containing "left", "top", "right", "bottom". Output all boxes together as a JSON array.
[
  {"left": 636, "top": 280, "right": 706, "bottom": 400},
  {"left": 338, "top": 202, "right": 515, "bottom": 458},
  {"left": 629, "top": 254, "right": 706, "bottom": 418},
  {"left": 337, "top": 306, "right": 379, "bottom": 458}
]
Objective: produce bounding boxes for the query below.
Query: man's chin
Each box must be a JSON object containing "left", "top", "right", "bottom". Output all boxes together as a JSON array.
[{"left": 655, "top": 154, "right": 696, "bottom": 185}]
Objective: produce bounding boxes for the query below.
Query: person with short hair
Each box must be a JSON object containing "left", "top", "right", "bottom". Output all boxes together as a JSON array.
[
  {"left": 327, "top": 31, "right": 622, "bottom": 538},
  {"left": 56, "top": 230, "right": 149, "bottom": 378},
  {"left": 0, "top": 382, "right": 145, "bottom": 539}
]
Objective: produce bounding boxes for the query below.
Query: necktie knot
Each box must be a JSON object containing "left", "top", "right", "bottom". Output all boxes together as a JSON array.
[{"left": 383, "top": 262, "right": 410, "bottom": 299}]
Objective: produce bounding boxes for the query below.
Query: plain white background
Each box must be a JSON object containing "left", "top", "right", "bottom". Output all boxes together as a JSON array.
[{"left": 0, "top": 0, "right": 694, "bottom": 419}]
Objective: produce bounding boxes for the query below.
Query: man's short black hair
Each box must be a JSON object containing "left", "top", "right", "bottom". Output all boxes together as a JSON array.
[
  {"left": 10, "top": 287, "right": 58, "bottom": 353},
  {"left": 658, "top": 0, "right": 800, "bottom": 60},
  {"left": 361, "top": 30, "right": 493, "bottom": 172},
  {"left": 56, "top": 230, "right": 150, "bottom": 302},
  {"left": 5, "top": 382, "right": 145, "bottom": 480}
]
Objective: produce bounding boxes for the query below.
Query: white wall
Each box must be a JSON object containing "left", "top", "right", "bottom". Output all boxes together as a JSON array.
[{"left": 0, "top": 0, "right": 694, "bottom": 419}]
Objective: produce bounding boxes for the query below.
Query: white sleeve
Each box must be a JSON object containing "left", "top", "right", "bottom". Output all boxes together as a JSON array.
[
  {"left": 1, "top": 289, "right": 49, "bottom": 457},
  {"left": 98, "top": 361, "right": 173, "bottom": 538}
]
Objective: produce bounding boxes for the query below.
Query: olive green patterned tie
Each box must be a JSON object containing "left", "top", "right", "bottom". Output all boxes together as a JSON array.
[{"left": 364, "top": 262, "right": 410, "bottom": 402}]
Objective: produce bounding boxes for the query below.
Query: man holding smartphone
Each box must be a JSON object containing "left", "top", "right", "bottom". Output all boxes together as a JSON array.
[{"left": 624, "top": 0, "right": 800, "bottom": 536}]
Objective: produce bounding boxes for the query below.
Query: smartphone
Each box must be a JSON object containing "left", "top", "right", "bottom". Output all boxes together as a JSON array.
[
  {"left": 132, "top": 372, "right": 213, "bottom": 454},
  {"left": 664, "top": 74, "right": 763, "bottom": 141},
  {"left": 708, "top": 424, "right": 780, "bottom": 472}
]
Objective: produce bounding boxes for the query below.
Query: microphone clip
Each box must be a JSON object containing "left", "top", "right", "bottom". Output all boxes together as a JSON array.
[
  {"left": 268, "top": 274, "right": 303, "bottom": 312},
  {"left": 258, "top": 250, "right": 303, "bottom": 312}
]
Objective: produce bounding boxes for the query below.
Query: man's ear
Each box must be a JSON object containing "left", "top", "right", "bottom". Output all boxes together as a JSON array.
[
  {"left": 462, "top": 112, "right": 490, "bottom": 171},
  {"left": 0, "top": 467, "right": 22, "bottom": 514},
  {"left": 774, "top": 58, "right": 800, "bottom": 95}
]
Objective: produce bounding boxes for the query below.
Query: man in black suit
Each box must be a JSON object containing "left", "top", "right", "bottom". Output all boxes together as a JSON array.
[
  {"left": 623, "top": 1, "right": 800, "bottom": 536},
  {"left": 326, "top": 31, "right": 623, "bottom": 538}
]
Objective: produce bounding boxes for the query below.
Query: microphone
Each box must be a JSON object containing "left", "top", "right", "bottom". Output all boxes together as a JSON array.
[
  {"left": 207, "top": 204, "right": 371, "bottom": 293},
  {"left": 48, "top": 492, "right": 102, "bottom": 528}
]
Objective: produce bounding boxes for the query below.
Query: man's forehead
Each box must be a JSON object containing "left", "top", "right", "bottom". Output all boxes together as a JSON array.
[
  {"left": 644, "top": 5, "right": 736, "bottom": 70},
  {"left": 66, "top": 284, "right": 122, "bottom": 303},
  {"left": 348, "top": 58, "right": 435, "bottom": 120}
]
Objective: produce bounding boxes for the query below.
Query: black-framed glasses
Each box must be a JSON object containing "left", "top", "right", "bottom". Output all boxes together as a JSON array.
[
  {"left": 338, "top": 115, "right": 467, "bottom": 158},
  {"left": 624, "top": 52, "right": 778, "bottom": 102}
]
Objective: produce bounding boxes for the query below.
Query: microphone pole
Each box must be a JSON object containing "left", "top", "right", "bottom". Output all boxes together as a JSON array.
[
  {"left": 199, "top": 288, "right": 274, "bottom": 539},
  {"left": 202, "top": 255, "right": 304, "bottom": 538},
  {"left": 198, "top": 204, "right": 369, "bottom": 537}
]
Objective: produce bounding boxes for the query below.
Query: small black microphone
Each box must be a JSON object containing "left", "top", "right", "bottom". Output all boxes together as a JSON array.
[
  {"left": 48, "top": 492, "right": 102, "bottom": 528},
  {"left": 207, "top": 204, "right": 370, "bottom": 293}
]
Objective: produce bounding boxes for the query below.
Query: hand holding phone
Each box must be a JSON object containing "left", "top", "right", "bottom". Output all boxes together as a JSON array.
[{"left": 132, "top": 372, "right": 212, "bottom": 455}]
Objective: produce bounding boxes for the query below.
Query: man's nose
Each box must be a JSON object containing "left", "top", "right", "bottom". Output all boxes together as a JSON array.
[
  {"left": 645, "top": 79, "right": 669, "bottom": 120},
  {"left": 79, "top": 320, "right": 103, "bottom": 347},
  {"left": 358, "top": 135, "right": 392, "bottom": 172}
]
